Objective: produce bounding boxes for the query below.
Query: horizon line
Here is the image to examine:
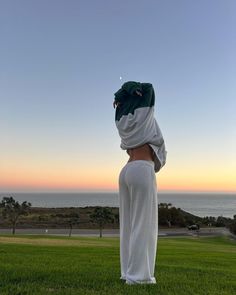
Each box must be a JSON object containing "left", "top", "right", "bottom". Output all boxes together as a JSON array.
[{"left": 1, "top": 190, "right": 236, "bottom": 194}]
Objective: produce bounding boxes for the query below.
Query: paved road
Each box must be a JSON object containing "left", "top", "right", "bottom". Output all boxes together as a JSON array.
[{"left": 0, "top": 227, "right": 234, "bottom": 238}]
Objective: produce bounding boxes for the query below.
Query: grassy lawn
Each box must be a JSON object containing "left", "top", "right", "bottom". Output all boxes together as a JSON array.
[{"left": 0, "top": 234, "right": 235, "bottom": 295}]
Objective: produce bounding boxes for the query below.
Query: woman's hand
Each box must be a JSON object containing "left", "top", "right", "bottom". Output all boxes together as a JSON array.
[
  {"left": 113, "top": 90, "right": 142, "bottom": 108},
  {"left": 135, "top": 90, "right": 143, "bottom": 96},
  {"left": 113, "top": 100, "right": 121, "bottom": 109}
]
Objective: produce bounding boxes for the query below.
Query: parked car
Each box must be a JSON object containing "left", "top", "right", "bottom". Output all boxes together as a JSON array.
[{"left": 188, "top": 224, "right": 200, "bottom": 230}]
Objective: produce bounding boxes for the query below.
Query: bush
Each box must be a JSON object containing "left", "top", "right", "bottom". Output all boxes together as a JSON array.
[
  {"left": 229, "top": 215, "right": 236, "bottom": 235},
  {"left": 158, "top": 203, "right": 187, "bottom": 227},
  {"left": 229, "top": 222, "right": 236, "bottom": 235}
]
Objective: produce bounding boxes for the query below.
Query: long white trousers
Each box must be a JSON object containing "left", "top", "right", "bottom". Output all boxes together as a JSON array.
[{"left": 119, "top": 160, "right": 158, "bottom": 284}]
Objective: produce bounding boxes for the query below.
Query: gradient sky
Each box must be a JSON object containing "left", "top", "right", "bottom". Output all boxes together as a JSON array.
[{"left": 0, "top": 0, "right": 235, "bottom": 193}]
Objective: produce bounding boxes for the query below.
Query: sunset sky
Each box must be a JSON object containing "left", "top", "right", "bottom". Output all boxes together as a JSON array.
[{"left": 1, "top": 0, "right": 235, "bottom": 193}]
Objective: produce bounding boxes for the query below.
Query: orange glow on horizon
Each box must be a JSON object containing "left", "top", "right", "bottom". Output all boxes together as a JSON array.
[
  {"left": 0, "top": 163, "right": 235, "bottom": 193},
  {"left": 1, "top": 176, "right": 235, "bottom": 193}
]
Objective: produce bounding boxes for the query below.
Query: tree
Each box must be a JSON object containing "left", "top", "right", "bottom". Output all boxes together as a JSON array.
[
  {"left": 229, "top": 214, "right": 236, "bottom": 235},
  {"left": 202, "top": 216, "right": 216, "bottom": 226},
  {"left": 90, "top": 207, "right": 114, "bottom": 238},
  {"left": 68, "top": 212, "right": 80, "bottom": 237},
  {"left": 0, "top": 196, "right": 31, "bottom": 234},
  {"left": 158, "top": 203, "right": 172, "bottom": 227},
  {"left": 170, "top": 207, "right": 186, "bottom": 227},
  {"left": 114, "top": 212, "right": 119, "bottom": 225}
]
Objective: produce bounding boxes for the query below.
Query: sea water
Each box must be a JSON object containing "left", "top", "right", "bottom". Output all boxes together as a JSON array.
[{"left": 0, "top": 192, "right": 235, "bottom": 218}]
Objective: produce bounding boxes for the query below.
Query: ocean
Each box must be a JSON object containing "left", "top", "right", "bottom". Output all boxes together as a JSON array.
[{"left": 0, "top": 192, "right": 236, "bottom": 219}]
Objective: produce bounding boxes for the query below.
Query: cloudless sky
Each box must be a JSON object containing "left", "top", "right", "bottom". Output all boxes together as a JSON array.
[{"left": 0, "top": 0, "right": 235, "bottom": 193}]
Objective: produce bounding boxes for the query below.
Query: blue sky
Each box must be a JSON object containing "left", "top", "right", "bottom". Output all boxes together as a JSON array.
[{"left": 0, "top": 0, "right": 235, "bottom": 192}]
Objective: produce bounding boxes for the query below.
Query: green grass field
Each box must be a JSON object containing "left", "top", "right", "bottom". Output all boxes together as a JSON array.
[{"left": 0, "top": 234, "right": 236, "bottom": 295}]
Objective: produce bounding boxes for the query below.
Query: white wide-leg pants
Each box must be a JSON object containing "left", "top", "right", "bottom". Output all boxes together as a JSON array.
[{"left": 119, "top": 160, "right": 158, "bottom": 284}]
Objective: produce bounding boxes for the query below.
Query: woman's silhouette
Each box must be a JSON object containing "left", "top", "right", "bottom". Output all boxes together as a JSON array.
[{"left": 113, "top": 81, "right": 167, "bottom": 284}]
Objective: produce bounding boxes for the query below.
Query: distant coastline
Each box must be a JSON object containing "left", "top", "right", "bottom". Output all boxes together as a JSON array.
[
  {"left": 0, "top": 205, "right": 234, "bottom": 232},
  {"left": 1, "top": 192, "right": 235, "bottom": 218}
]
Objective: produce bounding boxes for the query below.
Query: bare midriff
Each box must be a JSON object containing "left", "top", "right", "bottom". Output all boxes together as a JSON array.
[{"left": 127, "top": 143, "right": 155, "bottom": 162}]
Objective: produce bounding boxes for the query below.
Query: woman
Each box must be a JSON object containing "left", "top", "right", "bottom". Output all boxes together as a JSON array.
[{"left": 113, "top": 81, "right": 167, "bottom": 285}]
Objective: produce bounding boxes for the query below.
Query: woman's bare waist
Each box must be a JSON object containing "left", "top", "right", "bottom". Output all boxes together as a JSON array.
[{"left": 127, "top": 144, "right": 155, "bottom": 162}]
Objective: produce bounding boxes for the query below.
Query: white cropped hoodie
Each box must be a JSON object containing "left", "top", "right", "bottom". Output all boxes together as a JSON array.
[{"left": 114, "top": 81, "right": 167, "bottom": 173}]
